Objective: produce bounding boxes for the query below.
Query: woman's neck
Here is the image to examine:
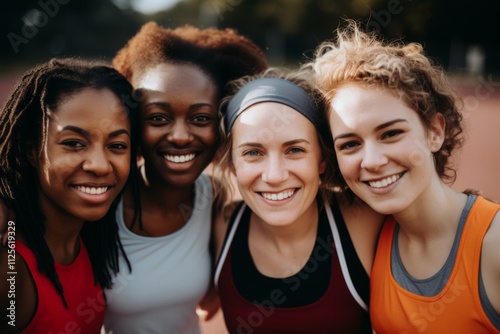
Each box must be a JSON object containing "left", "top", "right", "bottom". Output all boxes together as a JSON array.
[
  {"left": 250, "top": 200, "right": 319, "bottom": 251},
  {"left": 43, "top": 218, "right": 83, "bottom": 265},
  {"left": 394, "top": 184, "right": 467, "bottom": 241}
]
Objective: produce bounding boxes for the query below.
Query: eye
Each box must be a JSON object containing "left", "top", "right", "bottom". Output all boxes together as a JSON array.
[
  {"left": 243, "top": 149, "right": 262, "bottom": 157},
  {"left": 191, "top": 115, "right": 212, "bottom": 123},
  {"left": 148, "top": 114, "right": 169, "bottom": 123},
  {"left": 287, "top": 147, "right": 305, "bottom": 154},
  {"left": 109, "top": 142, "right": 129, "bottom": 151},
  {"left": 381, "top": 129, "right": 403, "bottom": 139},
  {"left": 337, "top": 141, "right": 360, "bottom": 151},
  {"left": 61, "top": 140, "right": 86, "bottom": 150}
]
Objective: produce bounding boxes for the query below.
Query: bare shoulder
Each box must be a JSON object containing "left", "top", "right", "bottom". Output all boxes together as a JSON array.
[
  {"left": 481, "top": 209, "right": 500, "bottom": 314},
  {"left": 335, "top": 194, "right": 386, "bottom": 275},
  {"left": 337, "top": 195, "right": 385, "bottom": 234}
]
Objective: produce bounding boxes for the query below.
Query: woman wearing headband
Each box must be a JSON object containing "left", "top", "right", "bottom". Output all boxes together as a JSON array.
[{"left": 213, "top": 69, "right": 384, "bottom": 333}]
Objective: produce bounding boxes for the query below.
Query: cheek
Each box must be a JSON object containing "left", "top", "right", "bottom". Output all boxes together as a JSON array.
[
  {"left": 232, "top": 160, "right": 258, "bottom": 187},
  {"left": 113, "top": 153, "right": 131, "bottom": 180},
  {"left": 336, "top": 154, "right": 358, "bottom": 180},
  {"left": 141, "top": 126, "right": 161, "bottom": 146},
  {"left": 199, "top": 126, "right": 219, "bottom": 150},
  {"left": 397, "top": 137, "right": 431, "bottom": 168}
]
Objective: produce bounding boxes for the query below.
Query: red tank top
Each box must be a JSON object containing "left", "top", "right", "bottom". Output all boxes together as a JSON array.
[
  {"left": 216, "top": 202, "right": 371, "bottom": 334},
  {"left": 370, "top": 196, "right": 500, "bottom": 333},
  {"left": 16, "top": 240, "right": 105, "bottom": 334}
]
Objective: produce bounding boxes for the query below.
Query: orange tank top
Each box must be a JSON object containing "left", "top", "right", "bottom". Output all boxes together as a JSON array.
[{"left": 370, "top": 196, "right": 500, "bottom": 333}]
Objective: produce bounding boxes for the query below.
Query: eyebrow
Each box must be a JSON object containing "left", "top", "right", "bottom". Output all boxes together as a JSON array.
[
  {"left": 60, "top": 125, "right": 130, "bottom": 139},
  {"left": 144, "top": 101, "right": 215, "bottom": 111},
  {"left": 236, "top": 138, "right": 310, "bottom": 149},
  {"left": 333, "top": 118, "right": 407, "bottom": 141}
]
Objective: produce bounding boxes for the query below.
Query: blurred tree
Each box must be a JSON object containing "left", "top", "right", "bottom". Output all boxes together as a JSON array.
[
  {"left": 1, "top": 0, "right": 141, "bottom": 71},
  {"left": 1, "top": 0, "right": 499, "bottom": 73}
]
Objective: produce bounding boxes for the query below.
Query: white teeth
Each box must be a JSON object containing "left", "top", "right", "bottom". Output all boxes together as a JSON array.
[
  {"left": 164, "top": 153, "right": 196, "bottom": 163},
  {"left": 262, "top": 189, "right": 295, "bottom": 201},
  {"left": 368, "top": 174, "right": 400, "bottom": 188},
  {"left": 76, "top": 186, "right": 108, "bottom": 195}
]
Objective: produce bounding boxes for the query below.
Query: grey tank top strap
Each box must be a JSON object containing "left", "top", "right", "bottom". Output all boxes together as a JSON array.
[
  {"left": 391, "top": 194, "right": 476, "bottom": 296},
  {"left": 391, "top": 194, "right": 500, "bottom": 330}
]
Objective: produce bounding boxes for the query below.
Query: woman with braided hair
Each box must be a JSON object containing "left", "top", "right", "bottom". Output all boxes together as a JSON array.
[
  {"left": 0, "top": 58, "right": 138, "bottom": 333},
  {"left": 102, "top": 22, "right": 267, "bottom": 334}
]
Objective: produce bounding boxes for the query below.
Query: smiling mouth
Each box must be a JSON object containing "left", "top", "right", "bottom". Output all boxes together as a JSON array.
[
  {"left": 261, "top": 189, "right": 295, "bottom": 201},
  {"left": 75, "top": 186, "right": 109, "bottom": 195},
  {"left": 366, "top": 173, "right": 403, "bottom": 189},
  {"left": 163, "top": 153, "right": 196, "bottom": 163}
]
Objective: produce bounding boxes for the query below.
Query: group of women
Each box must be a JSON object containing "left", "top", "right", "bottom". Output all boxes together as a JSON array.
[{"left": 0, "top": 19, "right": 498, "bottom": 334}]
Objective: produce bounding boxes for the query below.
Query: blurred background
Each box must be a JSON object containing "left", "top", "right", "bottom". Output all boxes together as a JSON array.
[{"left": 1, "top": 1, "right": 499, "bottom": 331}]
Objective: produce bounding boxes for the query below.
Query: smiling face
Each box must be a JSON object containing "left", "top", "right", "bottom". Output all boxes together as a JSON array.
[
  {"left": 134, "top": 63, "right": 219, "bottom": 188},
  {"left": 231, "top": 102, "right": 326, "bottom": 227},
  {"left": 37, "top": 88, "right": 131, "bottom": 224},
  {"left": 329, "top": 84, "right": 444, "bottom": 215}
]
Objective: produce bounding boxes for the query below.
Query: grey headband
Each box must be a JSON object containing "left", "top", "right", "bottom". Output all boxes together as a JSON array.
[{"left": 224, "top": 78, "right": 321, "bottom": 131}]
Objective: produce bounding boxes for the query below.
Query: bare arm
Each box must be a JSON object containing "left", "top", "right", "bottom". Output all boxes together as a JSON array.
[
  {"left": 481, "top": 211, "right": 500, "bottom": 315},
  {"left": 198, "top": 177, "right": 238, "bottom": 322}
]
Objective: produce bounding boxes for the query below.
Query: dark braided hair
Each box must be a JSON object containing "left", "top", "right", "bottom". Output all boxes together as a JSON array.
[{"left": 0, "top": 58, "right": 139, "bottom": 307}]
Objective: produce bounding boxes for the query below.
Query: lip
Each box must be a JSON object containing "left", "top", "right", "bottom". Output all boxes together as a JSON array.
[
  {"left": 259, "top": 188, "right": 298, "bottom": 204},
  {"left": 157, "top": 148, "right": 201, "bottom": 170},
  {"left": 71, "top": 183, "right": 115, "bottom": 205},
  {"left": 362, "top": 172, "right": 405, "bottom": 193}
]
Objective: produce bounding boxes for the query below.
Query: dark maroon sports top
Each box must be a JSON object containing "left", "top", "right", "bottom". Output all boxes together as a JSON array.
[{"left": 215, "top": 199, "right": 372, "bottom": 334}]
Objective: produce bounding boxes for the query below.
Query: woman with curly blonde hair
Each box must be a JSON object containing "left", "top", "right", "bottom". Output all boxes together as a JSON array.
[{"left": 310, "top": 21, "right": 500, "bottom": 333}]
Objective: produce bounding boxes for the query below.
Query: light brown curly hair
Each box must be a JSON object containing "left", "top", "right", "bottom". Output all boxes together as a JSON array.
[{"left": 309, "top": 21, "right": 464, "bottom": 196}]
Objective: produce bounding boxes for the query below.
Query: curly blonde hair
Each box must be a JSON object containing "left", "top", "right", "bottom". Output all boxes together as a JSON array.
[{"left": 309, "top": 21, "right": 464, "bottom": 193}]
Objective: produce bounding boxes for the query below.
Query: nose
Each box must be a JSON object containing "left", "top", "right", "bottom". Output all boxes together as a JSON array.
[
  {"left": 261, "top": 154, "right": 289, "bottom": 184},
  {"left": 360, "top": 143, "right": 388, "bottom": 171},
  {"left": 167, "top": 121, "right": 194, "bottom": 147},
  {"left": 82, "top": 147, "right": 113, "bottom": 176}
]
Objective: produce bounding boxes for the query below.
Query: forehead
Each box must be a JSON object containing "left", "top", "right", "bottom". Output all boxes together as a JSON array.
[
  {"left": 232, "top": 102, "right": 317, "bottom": 143},
  {"left": 134, "top": 62, "right": 216, "bottom": 93},
  {"left": 329, "top": 84, "right": 417, "bottom": 130},
  {"left": 49, "top": 88, "right": 129, "bottom": 129}
]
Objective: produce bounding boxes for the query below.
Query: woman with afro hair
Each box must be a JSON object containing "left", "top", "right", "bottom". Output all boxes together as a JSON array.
[{"left": 102, "top": 22, "right": 267, "bottom": 334}]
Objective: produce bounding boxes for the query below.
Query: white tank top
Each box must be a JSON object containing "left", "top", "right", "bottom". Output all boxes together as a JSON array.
[{"left": 103, "top": 173, "right": 213, "bottom": 334}]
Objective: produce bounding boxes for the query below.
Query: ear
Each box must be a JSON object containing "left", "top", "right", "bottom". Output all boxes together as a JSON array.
[
  {"left": 318, "top": 158, "right": 327, "bottom": 175},
  {"left": 26, "top": 142, "right": 38, "bottom": 168},
  {"left": 428, "top": 113, "right": 446, "bottom": 153}
]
